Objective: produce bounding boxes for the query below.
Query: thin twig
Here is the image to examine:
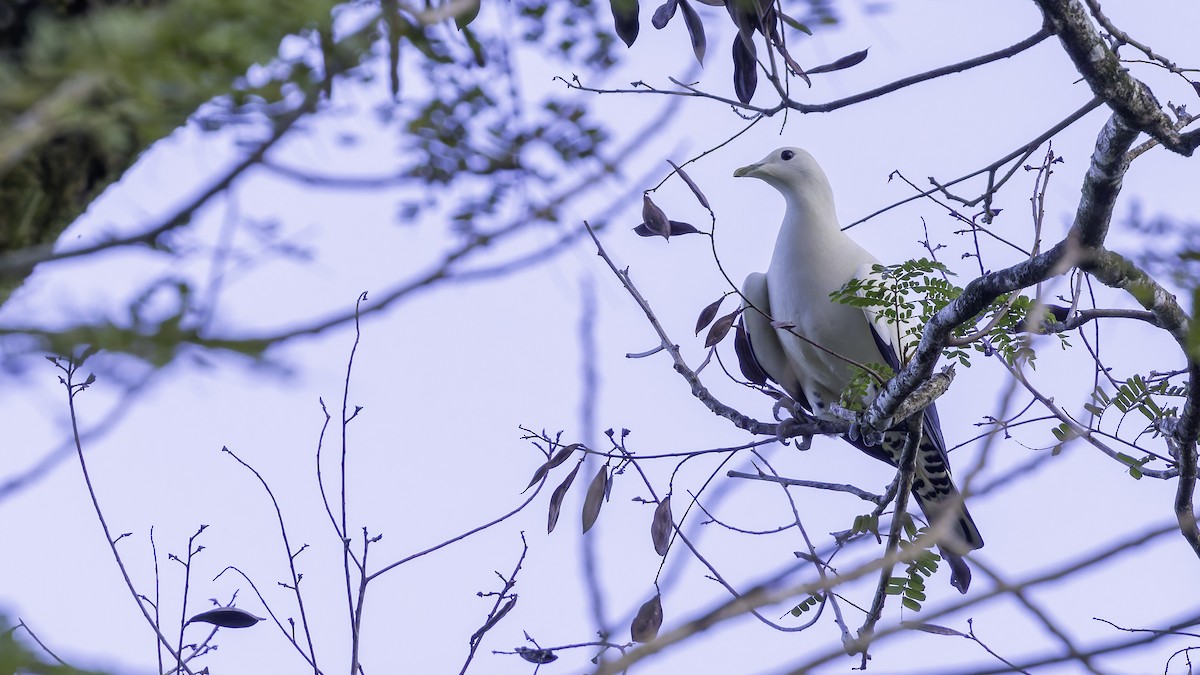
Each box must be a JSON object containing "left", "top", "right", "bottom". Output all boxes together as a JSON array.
[{"left": 52, "top": 356, "right": 195, "bottom": 674}]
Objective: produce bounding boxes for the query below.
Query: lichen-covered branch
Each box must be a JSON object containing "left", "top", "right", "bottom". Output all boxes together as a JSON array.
[
  {"left": 1032, "top": 0, "right": 1200, "bottom": 156},
  {"left": 865, "top": 107, "right": 1200, "bottom": 557},
  {"left": 866, "top": 112, "right": 1138, "bottom": 434}
]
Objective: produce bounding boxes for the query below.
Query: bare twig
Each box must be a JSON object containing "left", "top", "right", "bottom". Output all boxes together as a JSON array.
[
  {"left": 222, "top": 447, "right": 321, "bottom": 672},
  {"left": 52, "top": 355, "right": 195, "bottom": 675}
]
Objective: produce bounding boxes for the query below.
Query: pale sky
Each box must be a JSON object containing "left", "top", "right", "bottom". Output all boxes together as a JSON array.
[{"left": 2, "top": 1, "right": 1198, "bottom": 673}]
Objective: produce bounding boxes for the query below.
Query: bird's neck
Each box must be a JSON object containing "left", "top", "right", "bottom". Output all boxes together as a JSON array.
[{"left": 772, "top": 185, "right": 849, "bottom": 265}]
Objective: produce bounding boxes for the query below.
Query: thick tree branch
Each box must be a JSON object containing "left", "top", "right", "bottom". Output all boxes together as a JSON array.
[
  {"left": 1032, "top": 0, "right": 1200, "bottom": 155},
  {"left": 863, "top": 108, "right": 1200, "bottom": 558},
  {"left": 865, "top": 113, "right": 1138, "bottom": 434},
  {"left": 568, "top": 26, "right": 1053, "bottom": 119}
]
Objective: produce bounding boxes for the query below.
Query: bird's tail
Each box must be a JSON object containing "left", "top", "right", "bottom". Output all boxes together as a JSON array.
[{"left": 913, "top": 486, "right": 983, "bottom": 595}]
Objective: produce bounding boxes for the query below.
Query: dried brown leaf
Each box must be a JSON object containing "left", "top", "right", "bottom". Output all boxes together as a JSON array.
[
  {"left": 525, "top": 443, "right": 580, "bottom": 492},
  {"left": 704, "top": 308, "right": 741, "bottom": 348},
  {"left": 582, "top": 464, "right": 608, "bottom": 533},
  {"left": 454, "top": 0, "right": 481, "bottom": 29},
  {"left": 911, "top": 623, "right": 968, "bottom": 637},
  {"left": 642, "top": 194, "right": 671, "bottom": 239},
  {"left": 807, "top": 48, "right": 869, "bottom": 76},
  {"left": 779, "top": 11, "right": 812, "bottom": 34},
  {"left": 516, "top": 647, "right": 558, "bottom": 664},
  {"left": 631, "top": 594, "right": 663, "bottom": 642},
  {"left": 732, "top": 35, "right": 758, "bottom": 104},
  {"left": 471, "top": 596, "right": 517, "bottom": 642},
  {"left": 548, "top": 443, "right": 581, "bottom": 470},
  {"left": 547, "top": 462, "right": 582, "bottom": 534},
  {"left": 186, "top": 607, "right": 263, "bottom": 629},
  {"left": 679, "top": 0, "right": 706, "bottom": 64},
  {"left": 610, "top": 0, "right": 640, "bottom": 47},
  {"left": 667, "top": 159, "right": 711, "bottom": 209},
  {"left": 694, "top": 297, "right": 725, "bottom": 335},
  {"left": 651, "top": 496, "right": 672, "bottom": 556},
  {"left": 652, "top": 0, "right": 678, "bottom": 29},
  {"left": 633, "top": 220, "right": 701, "bottom": 237},
  {"left": 524, "top": 463, "right": 550, "bottom": 493}
]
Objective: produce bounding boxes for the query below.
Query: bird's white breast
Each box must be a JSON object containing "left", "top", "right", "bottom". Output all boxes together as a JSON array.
[{"left": 767, "top": 217, "right": 887, "bottom": 415}]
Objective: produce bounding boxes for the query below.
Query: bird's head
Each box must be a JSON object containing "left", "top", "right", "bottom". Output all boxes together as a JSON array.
[{"left": 733, "top": 147, "right": 829, "bottom": 196}]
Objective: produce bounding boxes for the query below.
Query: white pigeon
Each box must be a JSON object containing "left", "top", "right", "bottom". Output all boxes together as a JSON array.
[{"left": 734, "top": 147, "right": 983, "bottom": 593}]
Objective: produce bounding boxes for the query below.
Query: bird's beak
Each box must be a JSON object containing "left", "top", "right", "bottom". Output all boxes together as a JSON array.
[{"left": 733, "top": 162, "right": 760, "bottom": 178}]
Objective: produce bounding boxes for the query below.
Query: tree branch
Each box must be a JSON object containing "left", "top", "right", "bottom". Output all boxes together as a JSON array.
[
  {"left": 1033, "top": 0, "right": 1200, "bottom": 155},
  {"left": 865, "top": 113, "right": 1139, "bottom": 435}
]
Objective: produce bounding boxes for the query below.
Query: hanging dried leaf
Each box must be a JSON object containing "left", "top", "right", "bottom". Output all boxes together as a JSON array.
[
  {"left": 725, "top": 0, "right": 758, "bottom": 43},
  {"left": 454, "top": 0, "right": 481, "bottom": 29},
  {"left": 547, "top": 462, "right": 582, "bottom": 534},
  {"left": 768, "top": 35, "right": 810, "bottom": 85},
  {"left": 1192, "top": 80, "right": 1200, "bottom": 97},
  {"left": 525, "top": 443, "right": 581, "bottom": 492},
  {"left": 633, "top": 220, "right": 701, "bottom": 237},
  {"left": 911, "top": 623, "right": 968, "bottom": 637},
  {"left": 679, "top": 0, "right": 706, "bottom": 64},
  {"left": 651, "top": 497, "right": 673, "bottom": 556},
  {"left": 642, "top": 194, "right": 671, "bottom": 239},
  {"left": 779, "top": 11, "right": 812, "bottom": 34},
  {"left": 652, "top": 0, "right": 678, "bottom": 29},
  {"left": 705, "top": 308, "right": 742, "bottom": 348},
  {"left": 631, "top": 594, "right": 663, "bottom": 642},
  {"left": 548, "top": 443, "right": 581, "bottom": 470},
  {"left": 516, "top": 647, "right": 559, "bottom": 664},
  {"left": 186, "top": 607, "right": 263, "bottom": 629},
  {"left": 735, "top": 318, "right": 770, "bottom": 386},
  {"left": 807, "top": 48, "right": 869, "bottom": 76},
  {"left": 524, "top": 464, "right": 549, "bottom": 493},
  {"left": 582, "top": 464, "right": 608, "bottom": 533},
  {"left": 732, "top": 35, "right": 758, "bottom": 104},
  {"left": 694, "top": 296, "right": 725, "bottom": 335},
  {"left": 471, "top": 596, "right": 517, "bottom": 642},
  {"left": 667, "top": 159, "right": 711, "bottom": 209},
  {"left": 610, "top": 0, "right": 640, "bottom": 47}
]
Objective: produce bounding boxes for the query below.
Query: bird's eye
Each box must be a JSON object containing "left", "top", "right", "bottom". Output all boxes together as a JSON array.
[{"left": 780, "top": 150, "right": 795, "bottom": 161}]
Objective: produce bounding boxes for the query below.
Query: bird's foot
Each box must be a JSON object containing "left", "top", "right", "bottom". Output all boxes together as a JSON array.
[
  {"left": 771, "top": 395, "right": 795, "bottom": 422},
  {"left": 777, "top": 416, "right": 813, "bottom": 451},
  {"left": 848, "top": 422, "right": 884, "bottom": 447}
]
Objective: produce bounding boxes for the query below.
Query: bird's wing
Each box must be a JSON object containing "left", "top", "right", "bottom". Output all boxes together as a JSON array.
[
  {"left": 740, "top": 272, "right": 806, "bottom": 405},
  {"left": 852, "top": 263, "right": 981, "bottom": 567},
  {"left": 854, "top": 262, "right": 911, "bottom": 371},
  {"left": 852, "top": 261, "right": 952, "bottom": 455}
]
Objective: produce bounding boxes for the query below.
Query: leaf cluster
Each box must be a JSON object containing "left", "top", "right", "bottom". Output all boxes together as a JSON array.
[
  {"left": 1048, "top": 373, "right": 1189, "bottom": 478},
  {"left": 885, "top": 519, "right": 943, "bottom": 613},
  {"left": 832, "top": 259, "right": 1065, "bottom": 371},
  {"left": 831, "top": 258, "right": 954, "bottom": 364}
]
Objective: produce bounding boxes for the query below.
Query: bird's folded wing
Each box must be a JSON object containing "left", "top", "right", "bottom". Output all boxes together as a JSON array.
[
  {"left": 853, "top": 263, "right": 952, "bottom": 470},
  {"left": 740, "top": 272, "right": 804, "bottom": 403}
]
